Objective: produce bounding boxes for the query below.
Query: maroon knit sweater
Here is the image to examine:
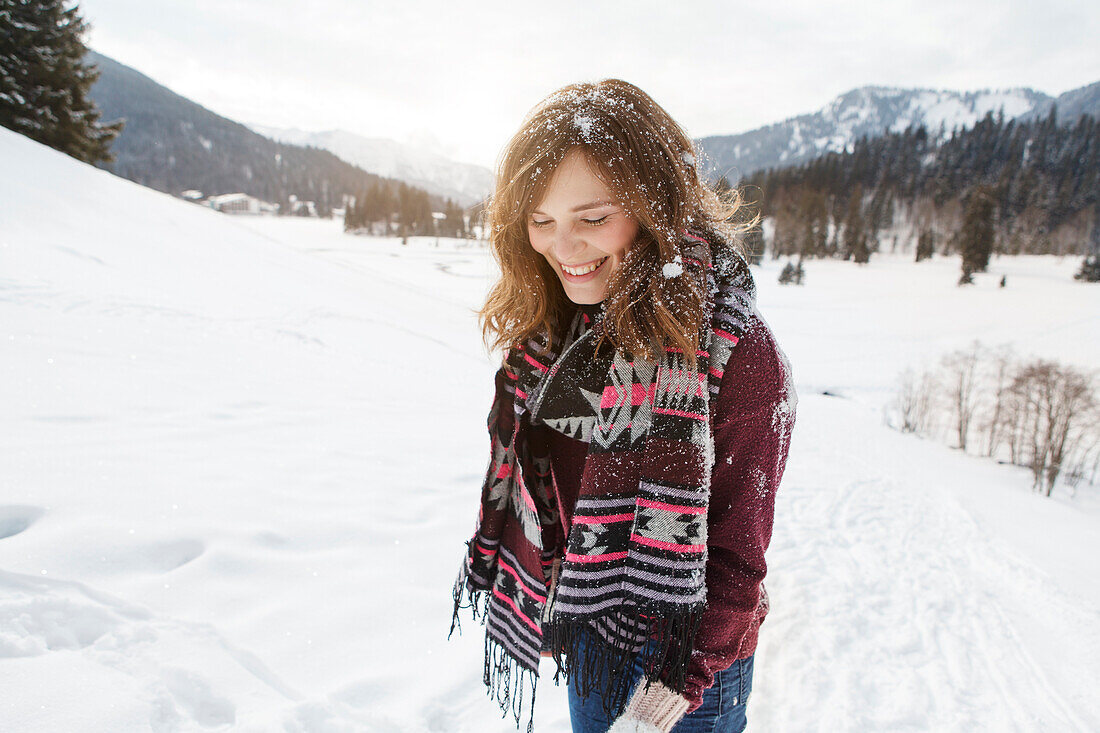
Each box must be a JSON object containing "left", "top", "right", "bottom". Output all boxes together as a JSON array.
[{"left": 543, "top": 309, "right": 796, "bottom": 713}]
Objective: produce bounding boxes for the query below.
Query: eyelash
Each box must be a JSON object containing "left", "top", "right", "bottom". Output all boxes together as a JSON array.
[{"left": 530, "top": 216, "right": 609, "bottom": 229}]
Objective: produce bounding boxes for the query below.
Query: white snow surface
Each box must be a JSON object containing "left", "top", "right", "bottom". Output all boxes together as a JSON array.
[{"left": 1, "top": 126, "right": 1098, "bottom": 732}]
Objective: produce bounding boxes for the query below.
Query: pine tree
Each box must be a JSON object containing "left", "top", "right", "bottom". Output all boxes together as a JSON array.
[
  {"left": 770, "top": 213, "right": 790, "bottom": 259},
  {"left": 362, "top": 182, "right": 382, "bottom": 229},
  {"left": 1075, "top": 206, "right": 1100, "bottom": 282},
  {"left": 343, "top": 190, "right": 361, "bottom": 232},
  {"left": 915, "top": 229, "right": 935, "bottom": 262},
  {"left": 842, "top": 186, "right": 865, "bottom": 262},
  {"left": 959, "top": 186, "right": 995, "bottom": 282},
  {"left": 1075, "top": 254, "right": 1100, "bottom": 282},
  {"left": 747, "top": 109, "right": 1099, "bottom": 263},
  {"left": 0, "top": 0, "right": 122, "bottom": 163},
  {"left": 852, "top": 230, "right": 870, "bottom": 264},
  {"left": 743, "top": 223, "right": 765, "bottom": 265}
]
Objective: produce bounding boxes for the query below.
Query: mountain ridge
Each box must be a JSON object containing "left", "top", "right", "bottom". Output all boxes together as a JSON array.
[
  {"left": 246, "top": 124, "right": 493, "bottom": 206},
  {"left": 697, "top": 81, "right": 1099, "bottom": 181},
  {"left": 84, "top": 50, "right": 442, "bottom": 214}
]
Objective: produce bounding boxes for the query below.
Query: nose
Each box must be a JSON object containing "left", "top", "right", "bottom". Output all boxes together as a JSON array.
[{"left": 551, "top": 227, "right": 587, "bottom": 263}]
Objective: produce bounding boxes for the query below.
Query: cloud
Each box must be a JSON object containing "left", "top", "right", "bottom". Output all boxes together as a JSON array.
[{"left": 81, "top": 0, "right": 1100, "bottom": 167}]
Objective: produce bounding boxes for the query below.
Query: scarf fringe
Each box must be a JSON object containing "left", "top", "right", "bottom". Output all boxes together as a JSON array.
[
  {"left": 448, "top": 552, "right": 488, "bottom": 639},
  {"left": 450, "top": 553, "right": 706, "bottom": 730},
  {"left": 485, "top": 629, "right": 538, "bottom": 733},
  {"left": 546, "top": 606, "right": 706, "bottom": 722},
  {"left": 450, "top": 557, "right": 538, "bottom": 733}
]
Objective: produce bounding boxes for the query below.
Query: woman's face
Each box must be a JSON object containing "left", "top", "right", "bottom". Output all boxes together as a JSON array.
[{"left": 527, "top": 149, "right": 639, "bottom": 305}]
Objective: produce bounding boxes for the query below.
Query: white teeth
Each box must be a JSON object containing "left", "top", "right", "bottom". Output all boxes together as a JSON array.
[{"left": 562, "top": 257, "right": 607, "bottom": 276}]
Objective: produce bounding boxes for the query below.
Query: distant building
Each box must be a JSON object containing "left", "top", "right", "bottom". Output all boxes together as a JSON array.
[
  {"left": 181, "top": 189, "right": 204, "bottom": 201},
  {"left": 206, "top": 193, "right": 277, "bottom": 215},
  {"left": 287, "top": 194, "right": 317, "bottom": 217}
]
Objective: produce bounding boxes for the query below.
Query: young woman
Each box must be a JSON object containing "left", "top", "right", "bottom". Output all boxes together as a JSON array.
[{"left": 450, "top": 79, "right": 797, "bottom": 733}]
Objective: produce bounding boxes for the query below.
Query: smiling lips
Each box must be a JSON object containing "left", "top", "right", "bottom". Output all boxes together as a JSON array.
[{"left": 560, "top": 256, "right": 609, "bottom": 278}]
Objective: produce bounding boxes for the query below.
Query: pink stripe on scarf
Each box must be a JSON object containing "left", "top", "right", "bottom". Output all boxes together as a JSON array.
[
  {"left": 573, "top": 512, "right": 635, "bottom": 524},
  {"left": 491, "top": 586, "right": 541, "bottom": 633},
  {"left": 631, "top": 534, "right": 706, "bottom": 553},
  {"left": 637, "top": 498, "right": 706, "bottom": 514},
  {"left": 566, "top": 550, "right": 629, "bottom": 563},
  {"left": 524, "top": 353, "right": 549, "bottom": 372},
  {"left": 498, "top": 556, "right": 548, "bottom": 602},
  {"left": 652, "top": 407, "right": 707, "bottom": 421},
  {"left": 667, "top": 347, "right": 709, "bottom": 357}
]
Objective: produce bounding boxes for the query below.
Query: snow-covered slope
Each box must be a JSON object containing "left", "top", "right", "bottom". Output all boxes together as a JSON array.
[
  {"left": 0, "top": 125, "right": 504, "bottom": 731},
  {"left": 2, "top": 125, "right": 1098, "bottom": 732},
  {"left": 249, "top": 124, "right": 494, "bottom": 206},
  {"left": 698, "top": 85, "right": 1055, "bottom": 179}
]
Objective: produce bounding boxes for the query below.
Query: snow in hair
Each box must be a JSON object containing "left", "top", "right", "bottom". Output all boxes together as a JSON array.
[{"left": 482, "top": 78, "right": 751, "bottom": 366}]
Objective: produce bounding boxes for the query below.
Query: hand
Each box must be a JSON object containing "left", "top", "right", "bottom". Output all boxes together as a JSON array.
[
  {"left": 607, "top": 717, "right": 663, "bottom": 733},
  {"left": 607, "top": 678, "right": 690, "bottom": 733}
]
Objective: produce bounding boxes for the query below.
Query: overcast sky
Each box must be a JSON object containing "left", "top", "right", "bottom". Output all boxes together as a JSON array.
[{"left": 81, "top": 0, "right": 1100, "bottom": 168}]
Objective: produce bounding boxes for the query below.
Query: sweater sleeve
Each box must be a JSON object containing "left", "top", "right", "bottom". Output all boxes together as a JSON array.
[{"left": 673, "top": 314, "right": 797, "bottom": 713}]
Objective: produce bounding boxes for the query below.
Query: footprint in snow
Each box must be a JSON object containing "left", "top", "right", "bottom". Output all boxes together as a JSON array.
[
  {"left": 159, "top": 667, "right": 237, "bottom": 728},
  {"left": 0, "top": 505, "right": 45, "bottom": 540}
]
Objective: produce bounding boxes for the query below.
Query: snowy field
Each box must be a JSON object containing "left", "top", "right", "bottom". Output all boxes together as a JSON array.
[{"left": 1, "top": 126, "right": 1098, "bottom": 732}]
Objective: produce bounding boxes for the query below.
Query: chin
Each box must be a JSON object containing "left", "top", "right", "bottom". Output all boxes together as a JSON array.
[
  {"left": 562, "top": 288, "right": 606, "bottom": 305},
  {"left": 553, "top": 267, "right": 611, "bottom": 305}
]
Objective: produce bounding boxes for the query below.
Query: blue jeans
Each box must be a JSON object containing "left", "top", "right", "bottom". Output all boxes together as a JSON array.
[{"left": 566, "top": 631, "right": 754, "bottom": 733}]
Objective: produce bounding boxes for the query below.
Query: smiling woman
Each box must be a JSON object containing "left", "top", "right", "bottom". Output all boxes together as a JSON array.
[
  {"left": 449, "top": 79, "right": 797, "bottom": 733},
  {"left": 527, "top": 150, "right": 640, "bottom": 305},
  {"left": 476, "top": 79, "right": 751, "bottom": 363}
]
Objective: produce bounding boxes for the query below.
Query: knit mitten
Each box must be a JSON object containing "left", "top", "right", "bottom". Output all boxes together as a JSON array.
[{"left": 606, "top": 678, "right": 691, "bottom": 733}]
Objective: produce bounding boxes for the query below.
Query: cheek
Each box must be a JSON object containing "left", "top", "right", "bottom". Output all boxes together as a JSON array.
[
  {"left": 604, "top": 220, "right": 639, "bottom": 259},
  {"left": 527, "top": 228, "right": 550, "bottom": 256}
]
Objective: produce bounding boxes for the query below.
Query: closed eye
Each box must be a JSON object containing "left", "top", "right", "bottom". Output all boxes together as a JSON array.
[
  {"left": 582, "top": 216, "right": 609, "bottom": 226},
  {"left": 530, "top": 219, "right": 552, "bottom": 228}
]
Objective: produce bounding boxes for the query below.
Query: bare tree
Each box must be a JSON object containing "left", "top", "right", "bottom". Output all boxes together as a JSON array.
[
  {"left": 980, "top": 344, "right": 1016, "bottom": 457},
  {"left": 890, "top": 339, "right": 1100, "bottom": 497},
  {"left": 1009, "top": 360, "right": 1097, "bottom": 496},
  {"left": 941, "top": 341, "right": 983, "bottom": 452},
  {"left": 1004, "top": 381, "right": 1029, "bottom": 467},
  {"left": 1063, "top": 427, "right": 1100, "bottom": 496},
  {"left": 891, "top": 367, "right": 936, "bottom": 434}
]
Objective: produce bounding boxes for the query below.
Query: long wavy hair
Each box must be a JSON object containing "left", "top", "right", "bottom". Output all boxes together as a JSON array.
[{"left": 479, "top": 79, "right": 754, "bottom": 368}]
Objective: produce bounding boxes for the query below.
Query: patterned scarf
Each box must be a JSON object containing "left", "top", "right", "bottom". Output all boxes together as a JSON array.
[{"left": 450, "top": 231, "right": 757, "bottom": 732}]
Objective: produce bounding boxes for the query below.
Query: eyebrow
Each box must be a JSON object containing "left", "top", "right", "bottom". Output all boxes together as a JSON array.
[{"left": 532, "top": 200, "right": 616, "bottom": 215}]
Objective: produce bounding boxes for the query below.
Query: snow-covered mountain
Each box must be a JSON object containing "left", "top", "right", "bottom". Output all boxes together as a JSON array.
[
  {"left": 249, "top": 124, "right": 493, "bottom": 206},
  {"left": 1021, "top": 79, "right": 1100, "bottom": 125},
  {"left": 696, "top": 84, "right": 1092, "bottom": 180}
]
